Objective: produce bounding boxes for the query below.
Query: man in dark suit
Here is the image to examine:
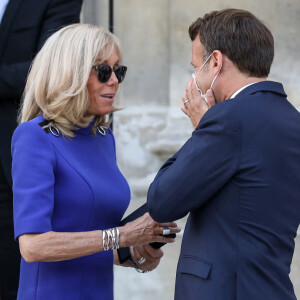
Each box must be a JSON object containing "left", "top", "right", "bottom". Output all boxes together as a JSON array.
[
  {"left": 0, "top": 1, "right": 82, "bottom": 299},
  {"left": 147, "top": 9, "right": 300, "bottom": 300}
]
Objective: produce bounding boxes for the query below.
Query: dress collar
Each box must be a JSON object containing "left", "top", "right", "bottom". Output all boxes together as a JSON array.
[{"left": 75, "top": 119, "right": 96, "bottom": 136}]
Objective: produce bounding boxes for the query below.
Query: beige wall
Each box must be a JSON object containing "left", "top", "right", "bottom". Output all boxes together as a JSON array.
[
  {"left": 82, "top": 1, "right": 300, "bottom": 299},
  {"left": 111, "top": 0, "right": 300, "bottom": 194},
  {"left": 113, "top": 0, "right": 300, "bottom": 108}
]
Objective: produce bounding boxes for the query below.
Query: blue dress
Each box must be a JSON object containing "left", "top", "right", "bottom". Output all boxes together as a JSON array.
[{"left": 11, "top": 115, "right": 130, "bottom": 300}]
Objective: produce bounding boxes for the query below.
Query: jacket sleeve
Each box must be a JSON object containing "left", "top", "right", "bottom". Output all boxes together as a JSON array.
[
  {"left": 0, "top": 0, "right": 83, "bottom": 99},
  {"left": 147, "top": 103, "right": 241, "bottom": 222},
  {"left": 11, "top": 122, "right": 56, "bottom": 240}
]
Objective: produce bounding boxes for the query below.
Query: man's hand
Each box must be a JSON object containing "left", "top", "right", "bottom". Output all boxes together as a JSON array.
[
  {"left": 181, "top": 77, "right": 216, "bottom": 129},
  {"left": 130, "top": 244, "right": 164, "bottom": 272}
]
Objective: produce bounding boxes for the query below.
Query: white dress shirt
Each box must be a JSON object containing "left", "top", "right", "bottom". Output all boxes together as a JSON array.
[
  {"left": 0, "top": 0, "right": 10, "bottom": 24},
  {"left": 230, "top": 82, "right": 258, "bottom": 99}
]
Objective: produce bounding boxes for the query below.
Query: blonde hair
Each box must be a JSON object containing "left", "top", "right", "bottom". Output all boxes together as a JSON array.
[{"left": 19, "top": 23, "right": 122, "bottom": 137}]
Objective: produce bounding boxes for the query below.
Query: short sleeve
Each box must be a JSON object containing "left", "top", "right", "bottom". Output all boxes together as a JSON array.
[{"left": 11, "top": 121, "right": 56, "bottom": 240}]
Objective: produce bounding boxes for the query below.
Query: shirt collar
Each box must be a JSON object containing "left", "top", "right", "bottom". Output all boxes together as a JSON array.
[{"left": 230, "top": 82, "right": 259, "bottom": 99}]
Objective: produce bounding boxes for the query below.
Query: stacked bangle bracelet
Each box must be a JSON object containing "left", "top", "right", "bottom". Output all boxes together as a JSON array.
[{"left": 102, "top": 227, "right": 120, "bottom": 251}]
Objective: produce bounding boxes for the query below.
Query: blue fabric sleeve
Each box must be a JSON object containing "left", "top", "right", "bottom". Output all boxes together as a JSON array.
[
  {"left": 147, "top": 102, "right": 241, "bottom": 222},
  {"left": 11, "top": 121, "right": 56, "bottom": 240}
]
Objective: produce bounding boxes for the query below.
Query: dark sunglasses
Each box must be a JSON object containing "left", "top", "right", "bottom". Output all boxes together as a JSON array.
[{"left": 91, "top": 64, "right": 127, "bottom": 83}]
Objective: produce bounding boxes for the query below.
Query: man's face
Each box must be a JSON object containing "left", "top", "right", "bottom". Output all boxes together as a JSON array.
[{"left": 191, "top": 36, "right": 214, "bottom": 96}]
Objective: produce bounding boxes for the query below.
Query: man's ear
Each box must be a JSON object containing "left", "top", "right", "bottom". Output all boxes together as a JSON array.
[{"left": 211, "top": 50, "right": 223, "bottom": 74}]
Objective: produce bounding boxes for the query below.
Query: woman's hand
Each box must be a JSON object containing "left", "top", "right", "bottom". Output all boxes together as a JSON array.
[
  {"left": 130, "top": 244, "right": 163, "bottom": 272},
  {"left": 17, "top": 213, "right": 180, "bottom": 263},
  {"left": 119, "top": 212, "right": 180, "bottom": 248},
  {"left": 181, "top": 77, "right": 216, "bottom": 129}
]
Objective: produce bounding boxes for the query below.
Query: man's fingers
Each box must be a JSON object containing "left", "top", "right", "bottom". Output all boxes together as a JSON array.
[
  {"left": 190, "top": 77, "right": 200, "bottom": 100},
  {"left": 182, "top": 91, "right": 187, "bottom": 104},
  {"left": 181, "top": 104, "right": 189, "bottom": 116},
  {"left": 143, "top": 244, "right": 164, "bottom": 258},
  {"left": 205, "top": 89, "right": 216, "bottom": 108},
  {"left": 130, "top": 246, "right": 142, "bottom": 262},
  {"left": 185, "top": 77, "right": 194, "bottom": 102}
]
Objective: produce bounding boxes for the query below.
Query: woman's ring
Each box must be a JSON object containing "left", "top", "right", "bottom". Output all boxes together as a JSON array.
[
  {"left": 162, "top": 226, "right": 171, "bottom": 236},
  {"left": 183, "top": 99, "right": 189, "bottom": 105},
  {"left": 137, "top": 256, "right": 146, "bottom": 264}
]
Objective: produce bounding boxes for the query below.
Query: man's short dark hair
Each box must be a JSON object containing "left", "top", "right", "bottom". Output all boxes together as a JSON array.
[{"left": 189, "top": 9, "right": 274, "bottom": 77}]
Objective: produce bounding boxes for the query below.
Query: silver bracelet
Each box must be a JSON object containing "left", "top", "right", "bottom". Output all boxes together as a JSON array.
[
  {"left": 103, "top": 228, "right": 120, "bottom": 251},
  {"left": 106, "top": 229, "right": 112, "bottom": 250},
  {"left": 115, "top": 227, "right": 120, "bottom": 249},
  {"left": 111, "top": 228, "right": 120, "bottom": 249},
  {"left": 102, "top": 230, "right": 108, "bottom": 251},
  {"left": 103, "top": 229, "right": 111, "bottom": 251},
  {"left": 112, "top": 228, "right": 116, "bottom": 249}
]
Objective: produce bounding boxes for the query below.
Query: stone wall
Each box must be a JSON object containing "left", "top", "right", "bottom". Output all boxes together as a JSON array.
[
  {"left": 112, "top": 0, "right": 300, "bottom": 198},
  {"left": 82, "top": 1, "right": 300, "bottom": 299}
]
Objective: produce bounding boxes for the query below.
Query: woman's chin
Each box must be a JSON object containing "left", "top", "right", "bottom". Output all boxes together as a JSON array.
[{"left": 86, "top": 107, "right": 113, "bottom": 116}]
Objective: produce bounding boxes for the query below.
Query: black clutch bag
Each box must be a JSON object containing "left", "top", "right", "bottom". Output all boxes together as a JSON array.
[{"left": 117, "top": 203, "right": 176, "bottom": 264}]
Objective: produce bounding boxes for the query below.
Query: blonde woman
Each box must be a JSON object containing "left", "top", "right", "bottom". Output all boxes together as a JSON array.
[{"left": 11, "top": 24, "right": 180, "bottom": 300}]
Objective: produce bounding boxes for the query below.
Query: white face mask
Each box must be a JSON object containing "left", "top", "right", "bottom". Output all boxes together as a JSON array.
[{"left": 192, "top": 52, "right": 222, "bottom": 102}]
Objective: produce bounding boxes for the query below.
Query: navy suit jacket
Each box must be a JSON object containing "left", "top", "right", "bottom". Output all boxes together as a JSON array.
[
  {"left": 148, "top": 81, "right": 300, "bottom": 300},
  {"left": 0, "top": 0, "right": 82, "bottom": 230},
  {"left": 0, "top": 0, "right": 82, "bottom": 101}
]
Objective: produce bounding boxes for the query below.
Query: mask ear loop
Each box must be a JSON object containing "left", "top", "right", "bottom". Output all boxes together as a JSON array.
[
  {"left": 202, "top": 62, "right": 222, "bottom": 104},
  {"left": 194, "top": 53, "right": 213, "bottom": 81},
  {"left": 192, "top": 53, "right": 213, "bottom": 91},
  {"left": 192, "top": 53, "right": 222, "bottom": 103}
]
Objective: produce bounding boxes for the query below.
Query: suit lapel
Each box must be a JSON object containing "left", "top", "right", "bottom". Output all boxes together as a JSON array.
[{"left": 0, "top": 0, "right": 22, "bottom": 58}]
